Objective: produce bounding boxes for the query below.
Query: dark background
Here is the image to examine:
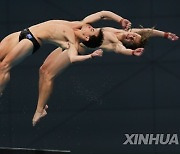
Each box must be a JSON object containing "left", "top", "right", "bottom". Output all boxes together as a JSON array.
[{"left": 0, "top": 0, "right": 180, "bottom": 154}]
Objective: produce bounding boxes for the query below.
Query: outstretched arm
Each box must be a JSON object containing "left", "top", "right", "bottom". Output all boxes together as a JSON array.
[
  {"left": 82, "top": 10, "right": 131, "bottom": 30},
  {"left": 131, "top": 28, "right": 179, "bottom": 41},
  {"left": 68, "top": 43, "right": 102, "bottom": 63},
  {"left": 113, "top": 43, "right": 144, "bottom": 56}
]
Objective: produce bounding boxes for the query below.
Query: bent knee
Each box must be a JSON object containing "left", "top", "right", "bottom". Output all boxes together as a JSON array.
[{"left": 39, "top": 66, "right": 54, "bottom": 80}]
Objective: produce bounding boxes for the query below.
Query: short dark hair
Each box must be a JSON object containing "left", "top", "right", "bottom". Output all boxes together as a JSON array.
[{"left": 82, "top": 29, "right": 104, "bottom": 48}]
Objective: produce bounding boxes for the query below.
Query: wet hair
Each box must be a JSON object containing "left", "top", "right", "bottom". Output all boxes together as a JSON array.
[
  {"left": 122, "top": 26, "right": 155, "bottom": 50},
  {"left": 82, "top": 29, "right": 104, "bottom": 48}
]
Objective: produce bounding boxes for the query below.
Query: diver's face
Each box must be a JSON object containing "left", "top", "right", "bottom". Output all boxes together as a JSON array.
[
  {"left": 123, "top": 32, "right": 141, "bottom": 45},
  {"left": 81, "top": 24, "right": 99, "bottom": 37}
]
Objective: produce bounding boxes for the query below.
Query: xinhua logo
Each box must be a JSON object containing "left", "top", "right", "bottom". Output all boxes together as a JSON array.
[{"left": 123, "top": 134, "right": 179, "bottom": 145}]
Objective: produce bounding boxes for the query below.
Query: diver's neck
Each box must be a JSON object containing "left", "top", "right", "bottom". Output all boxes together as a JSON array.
[{"left": 74, "top": 30, "right": 82, "bottom": 43}]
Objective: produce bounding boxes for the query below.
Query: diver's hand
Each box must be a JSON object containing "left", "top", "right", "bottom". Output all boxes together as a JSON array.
[
  {"left": 120, "top": 18, "right": 131, "bottom": 31},
  {"left": 132, "top": 48, "right": 144, "bottom": 56},
  {"left": 164, "top": 32, "right": 179, "bottom": 41},
  {"left": 91, "top": 49, "right": 103, "bottom": 58}
]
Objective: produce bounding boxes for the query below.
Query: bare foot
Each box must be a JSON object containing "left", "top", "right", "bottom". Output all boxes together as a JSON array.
[{"left": 32, "top": 105, "right": 48, "bottom": 126}]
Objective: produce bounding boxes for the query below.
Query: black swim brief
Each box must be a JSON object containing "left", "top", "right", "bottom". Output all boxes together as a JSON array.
[{"left": 19, "top": 28, "right": 40, "bottom": 54}]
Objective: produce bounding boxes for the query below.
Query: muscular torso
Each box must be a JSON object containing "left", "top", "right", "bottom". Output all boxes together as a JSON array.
[
  {"left": 29, "top": 20, "right": 82, "bottom": 50},
  {"left": 100, "top": 28, "right": 124, "bottom": 52}
]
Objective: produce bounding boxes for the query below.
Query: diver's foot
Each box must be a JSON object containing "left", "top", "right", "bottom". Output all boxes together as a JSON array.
[{"left": 32, "top": 105, "right": 48, "bottom": 127}]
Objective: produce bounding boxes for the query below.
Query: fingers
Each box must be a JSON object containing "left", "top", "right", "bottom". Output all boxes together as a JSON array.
[
  {"left": 171, "top": 34, "right": 179, "bottom": 41},
  {"left": 125, "top": 22, "right": 131, "bottom": 30},
  {"left": 121, "top": 19, "right": 132, "bottom": 30},
  {"left": 124, "top": 25, "right": 131, "bottom": 31},
  {"left": 95, "top": 49, "right": 103, "bottom": 57},
  {"left": 91, "top": 49, "right": 103, "bottom": 57},
  {"left": 166, "top": 32, "right": 179, "bottom": 41},
  {"left": 139, "top": 48, "right": 144, "bottom": 54},
  {"left": 96, "top": 49, "right": 103, "bottom": 54},
  {"left": 133, "top": 48, "right": 144, "bottom": 56},
  {"left": 136, "top": 48, "right": 144, "bottom": 52}
]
